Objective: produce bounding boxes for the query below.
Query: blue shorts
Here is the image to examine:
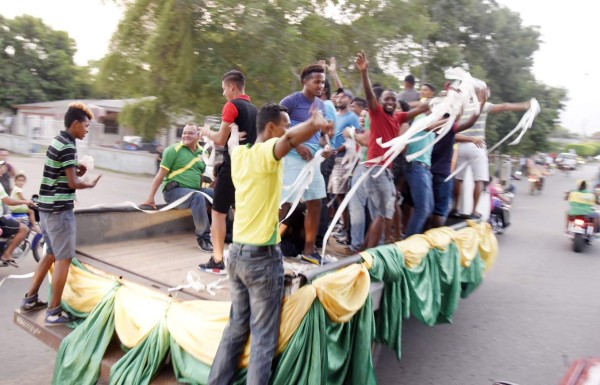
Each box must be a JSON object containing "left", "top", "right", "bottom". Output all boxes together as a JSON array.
[
  {"left": 432, "top": 173, "right": 454, "bottom": 217},
  {"left": 40, "top": 210, "right": 76, "bottom": 260},
  {"left": 281, "top": 154, "right": 326, "bottom": 202}
]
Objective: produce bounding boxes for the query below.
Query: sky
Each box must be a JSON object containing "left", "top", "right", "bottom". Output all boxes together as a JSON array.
[{"left": 1, "top": 0, "right": 599, "bottom": 135}]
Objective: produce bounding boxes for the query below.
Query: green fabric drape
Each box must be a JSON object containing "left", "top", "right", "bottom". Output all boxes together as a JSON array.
[
  {"left": 52, "top": 285, "right": 117, "bottom": 385},
  {"left": 192, "top": 299, "right": 376, "bottom": 385},
  {"left": 109, "top": 318, "right": 170, "bottom": 385},
  {"left": 367, "top": 244, "right": 409, "bottom": 359},
  {"left": 326, "top": 296, "right": 377, "bottom": 385},
  {"left": 433, "top": 243, "right": 461, "bottom": 324},
  {"left": 367, "top": 240, "right": 484, "bottom": 359},
  {"left": 267, "top": 301, "right": 328, "bottom": 385},
  {"left": 461, "top": 253, "right": 485, "bottom": 298},
  {"left": 170, "top": 338, "right": 212, "bottom": 385}
]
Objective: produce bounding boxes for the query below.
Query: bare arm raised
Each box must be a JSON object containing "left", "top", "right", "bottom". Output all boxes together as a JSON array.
[{"left": 355, "top": 51, "right": 379, "bottom": 112}]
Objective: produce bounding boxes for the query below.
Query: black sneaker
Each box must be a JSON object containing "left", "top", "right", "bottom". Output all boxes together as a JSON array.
[
  {"left": 197, "top": 238, "right": 213, "bottom": 252},
  {"left": 198, "top": 256, "right": 226, "bottom": 275},
  {"left": 20, "top": 293, "right": 48, "bottom": 313},
  {"left": 45, "top": 306, "right": 77, "bottom": 327}
]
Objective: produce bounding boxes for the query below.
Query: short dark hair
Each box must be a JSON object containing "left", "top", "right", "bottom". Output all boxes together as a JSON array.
[
  {"left": 222, "top": 70, "right": 245, "bottom": 90},
  {"left": 373, "top": 86, "right": 385, "bottom": 100},
  {"left": 64, "top": 102, "right": 93, "bottom": 129},
  {"left": 323, "top": 79, "right": 331, "bottom": 99},
  {"left": 300, "top": 64, "right": 325, "bottom": 82},
  {"left": 351, "top": 97, "right": 367, "bottom": 110},
  {"left": 422, "top": 83, "right": 436, "bottom": 93},
  {"left": 398, "top": 100, "right": 410, "bottom": 112},
  {"left": 257, "top": 103, "right": 289, "bottom": 135},
  {"left": 404, "top": 75, "right": 415, "bottom": 85}
]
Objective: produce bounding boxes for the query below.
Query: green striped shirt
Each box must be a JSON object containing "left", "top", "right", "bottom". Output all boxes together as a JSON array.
[{"left": 38, "top": 131, "right": 77, "bottom": 213}]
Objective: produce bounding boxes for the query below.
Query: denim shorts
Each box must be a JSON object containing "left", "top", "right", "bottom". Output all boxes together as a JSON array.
[
  {"left": 364, "top": 165, "right": 395, "bottom": 219},
  {"left": 282, "top": 154, "right": 326, "bottom": 202},
  {"left": 40, "top": 210, "right": 76, "bottom": 260}
]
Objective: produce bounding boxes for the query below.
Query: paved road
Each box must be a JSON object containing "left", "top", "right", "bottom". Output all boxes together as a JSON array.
[
  {"left": 1, "top": 154, "right": 158, "bottom": 385},
  {"left": 376, "top": 163, "right": 600, "bottom": 385},
  {"left": 1, "top": 155, "right": 599, "bottom": 385}
]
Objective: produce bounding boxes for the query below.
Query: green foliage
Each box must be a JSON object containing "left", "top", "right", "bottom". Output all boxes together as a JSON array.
[
  {"left": 0, "top": 15, "right": 92, "bottom": 108},
  {"left": 118, "top": 98, "right": 169, "bottom": 141},
  {"left": 94, "top": 0, "right": 567, "bottom": 142},
  {"left": 563, "top": 143, "right": 599, "bottom": 157}
]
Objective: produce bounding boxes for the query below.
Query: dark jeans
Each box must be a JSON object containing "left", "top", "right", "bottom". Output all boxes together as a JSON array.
[
  {"left": 163, "top": 187, "right": 211, "bottom": 241},
  {"left": 405, "top": 162, "right": 434, "bottom": 236},
  {"left": 208, "top": 243, "right": 284, "bottom": 385}
]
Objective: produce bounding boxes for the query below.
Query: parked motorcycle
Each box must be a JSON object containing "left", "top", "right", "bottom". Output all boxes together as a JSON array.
[{"left": 566, "top": 215, "right": 595, "bottom": 252}]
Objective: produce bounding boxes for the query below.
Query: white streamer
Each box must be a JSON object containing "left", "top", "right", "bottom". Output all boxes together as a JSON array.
[
  {"left": 0, "top": 272, "right": 34, "bottom": 288},
  {"left": 321, "top": 165, "right": 373, "bottom": 258},
  {"left": 279, "top": 148, "right": 328, "bottom": 224},
  {"left": 168, "top": 270, "right": 227, "bottom": 295},
  {"left": 444, "top": 98, "right": 540, "bottom": 182},
  {"left": 487, "top": 98, "right": 540, "bottom": 152},
  {"left": 227, "top": 123, "right": 240, "bottom": 155},
  {"left": 90, "top": 190, "right": 213, "bottom": 212}
]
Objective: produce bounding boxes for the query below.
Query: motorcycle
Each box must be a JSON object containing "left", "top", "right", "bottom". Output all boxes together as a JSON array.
[
  {"left": 0, "top": 195, "right": 45, "bottom": 265},
  {"left": 490, "top": 193, "right": 512, "bottom": 234},
  {"left": 566, "top": 215, "right": 595, "bottom": 252},
  {"left": 528, "top": 175, "right": 543, "bottom": 195}
]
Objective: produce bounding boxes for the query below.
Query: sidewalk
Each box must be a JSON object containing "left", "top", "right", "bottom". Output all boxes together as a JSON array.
[{"left": 5, "top": 154, "right": 165, "bottom": 208}]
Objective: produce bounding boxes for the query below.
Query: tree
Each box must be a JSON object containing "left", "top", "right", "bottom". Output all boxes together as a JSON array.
[
  {"left": 96, "top": 0, "right": 429, "bottom": 138},
  {"left": 0, "top": 15, "right": 92, "bottom": 108},
  {"left": 98, "top": 0, "right": 566, "bottom": 144}
]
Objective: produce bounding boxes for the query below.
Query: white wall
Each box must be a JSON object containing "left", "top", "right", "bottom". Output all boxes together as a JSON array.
[{"left": 0, "top": 134, "right": 156, "bottom": 175}]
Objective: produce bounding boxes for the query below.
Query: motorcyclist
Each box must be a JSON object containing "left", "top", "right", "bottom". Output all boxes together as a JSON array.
[
  {"left": 527, "top": 160, "right": 545, "bottom": 189},
  {"left": 565, "top": 180, "right": 599, "bottom": 233},
  {"left": 0, "top": 181, "right": 32, "bottom": 267}
]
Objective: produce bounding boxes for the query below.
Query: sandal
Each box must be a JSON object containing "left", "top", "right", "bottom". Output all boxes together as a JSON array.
[{"left": 0, "top": 258, "right": 19, "bottom": 268}]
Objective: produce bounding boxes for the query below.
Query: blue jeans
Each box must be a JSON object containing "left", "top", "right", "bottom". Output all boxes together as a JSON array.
[
  {"left": 405, "top": 163, "right": 434, "bottom": 236},
  {"left": 163, "top": 187, "right": 210, "bottom": 241},
  {"left": 432, "top": 173, "right": 453, "bottom": 217},
  {"left": 349, "top": 165, "right": 369, "bottom": 252},
  {"left": 208, "top": 243, "right": 284, "bottom": 385}
]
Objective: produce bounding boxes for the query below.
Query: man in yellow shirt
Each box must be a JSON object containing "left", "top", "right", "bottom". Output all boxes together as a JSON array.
[{"left": 208, "top": 104, "right": 327, "bottom": 385}]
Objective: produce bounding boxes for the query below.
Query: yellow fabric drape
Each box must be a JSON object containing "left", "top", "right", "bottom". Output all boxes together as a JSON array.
[
  {"left": 311, "top": 263, "right": 371, "bottom": 323},
  {"left": 57, "top": 264, "right": 116, "bottom": 314},
  {"left": 114, "top": 283, "right": 170, "bottom": 348},
  {"left": 60, "top": 262, "right": 371, "bottom": 369},
  {"left": 167, "top": 300, "right": 232, "bottom": 365},
  {"left": 453, "top": 227, "right": 480, "bottom": 267},
  {"left": 424, "top": 226, "right": 456, "bottom": 250},
  {"left": 394, "top": 234, "right": 431, "bottom": 268},
  {"left": 467, "top": 220, "right": 498, "bottom": 271}
]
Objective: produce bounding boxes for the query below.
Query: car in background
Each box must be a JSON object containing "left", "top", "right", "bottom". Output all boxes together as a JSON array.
[{"left": 556, "top": 152, "right": 578, "bottom": 171}]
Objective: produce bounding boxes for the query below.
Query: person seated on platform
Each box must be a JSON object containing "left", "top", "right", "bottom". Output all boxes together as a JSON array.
[{"left": 143, "top": 123, "right": 213, "bottom": 252}]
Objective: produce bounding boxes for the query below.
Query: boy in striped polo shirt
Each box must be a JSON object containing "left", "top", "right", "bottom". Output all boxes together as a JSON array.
[{"left": 21, "top": 102, "right": 101, "bottom": 326}]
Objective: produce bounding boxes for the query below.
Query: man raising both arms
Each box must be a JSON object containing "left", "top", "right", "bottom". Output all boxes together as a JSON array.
[{"left": 199, "top": 70, "right": 257, "bottom": 275}]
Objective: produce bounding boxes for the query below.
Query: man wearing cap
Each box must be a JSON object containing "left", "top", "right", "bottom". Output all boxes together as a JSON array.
[
  {"left": 398, "top": 75, "right": 420, "bottom": 105},
  {"left": 328, "top": 88, "right": 360, "bottom": 234}
]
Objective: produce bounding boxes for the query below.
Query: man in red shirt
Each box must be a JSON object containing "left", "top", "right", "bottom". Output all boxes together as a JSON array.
[{"left": 353, "top": 51, "right": 427, "bottom": 248}]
